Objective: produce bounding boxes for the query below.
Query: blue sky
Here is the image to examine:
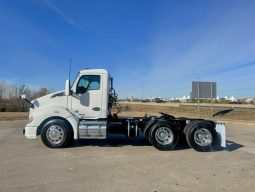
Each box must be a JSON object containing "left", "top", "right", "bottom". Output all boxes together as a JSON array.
[{"left": 0, "top": 0, "right": 255, "bottom": 98}]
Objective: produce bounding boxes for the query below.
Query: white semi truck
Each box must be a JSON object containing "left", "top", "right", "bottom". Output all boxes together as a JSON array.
[{"left": 22, "top": 69, "right": 226, "bottom": 151}]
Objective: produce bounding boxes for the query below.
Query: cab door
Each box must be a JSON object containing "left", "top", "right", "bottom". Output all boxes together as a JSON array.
[{"left": 70, "top": 74, "right": 102, "bottom": 119}]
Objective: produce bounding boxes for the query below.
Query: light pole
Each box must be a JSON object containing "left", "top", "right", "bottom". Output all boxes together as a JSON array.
[
  {"left": 210, "top": 82, "right": 213, "bottom": 118},
  {"left": 141, "top": 86, "right": 143, "bottom": 101},
  {"left": 197, "top": 82, "right": 200, "bottom": 118}
]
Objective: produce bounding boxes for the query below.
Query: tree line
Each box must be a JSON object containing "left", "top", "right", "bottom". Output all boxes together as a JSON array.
[{"left": 0, "top": 80, "right": 50, "bottom": 112}]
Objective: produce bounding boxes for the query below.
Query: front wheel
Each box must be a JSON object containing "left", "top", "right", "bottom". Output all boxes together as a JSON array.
[
  {"left": 149, "top": 121, "right": 179, "bottom": 151},
  {"left": 40, "top": 119, "right": 71, "bottom": 148}
]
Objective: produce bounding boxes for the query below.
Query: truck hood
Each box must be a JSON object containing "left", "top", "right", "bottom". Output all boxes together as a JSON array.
[{"left": 31, "top": 90, "right": 65, "bottom": 108}]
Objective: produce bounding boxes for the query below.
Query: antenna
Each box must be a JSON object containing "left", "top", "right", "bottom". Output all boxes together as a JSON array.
[
  {"left": 69, "top": 57, "right": 72, "bottom": 81},
  {"left": 66, "top": 57, "right": 72, "bottom": 109}
]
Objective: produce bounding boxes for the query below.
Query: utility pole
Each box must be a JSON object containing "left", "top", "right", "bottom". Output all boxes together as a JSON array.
[
  {"left": 141, "top": 86, "right": 143, "bottom": 101},
  {"left": 197, "top": 82, "right": 200, "bottom": 118},
  {"left": 210, "top": 83, "right": 213, "bottom": 118}
]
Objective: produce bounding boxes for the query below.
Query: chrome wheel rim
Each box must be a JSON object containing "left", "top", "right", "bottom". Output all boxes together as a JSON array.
[
  {"left": 46, "top": 125, "right": 64, "bottom": 144},
  {"left": 194, "top": 128, "right": 212, "bottom": 146},
  {"left": 155, "top": 127, "right": 173, "bottom": 145}
]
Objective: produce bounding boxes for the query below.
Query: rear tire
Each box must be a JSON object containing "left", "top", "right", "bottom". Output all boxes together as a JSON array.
[
  {"left": 40, "top": 119, "right": 71, "bottom": 148},
  {"left": 149, "top": 121, "right": 179, "bottom": 151},
  {"left": 185, "top": 121, "right": 216, "bottom": 152}
]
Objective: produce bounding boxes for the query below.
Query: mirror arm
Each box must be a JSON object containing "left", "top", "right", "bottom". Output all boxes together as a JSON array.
[{"left": 20, "top": 96, "right": 34, "bottom": 108}]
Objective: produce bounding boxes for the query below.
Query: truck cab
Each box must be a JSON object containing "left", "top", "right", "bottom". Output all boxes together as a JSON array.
[
  {"left": 69, "top": 69, "right": 111, "bottom": 119},
  {"left": 24, "top": 69, "right": 112, "bottom": 144}
]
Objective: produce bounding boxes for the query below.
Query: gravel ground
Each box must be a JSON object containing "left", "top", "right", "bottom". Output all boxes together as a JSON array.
[{"left": 0, "top": 120, "right": 255, "bottom": 192}]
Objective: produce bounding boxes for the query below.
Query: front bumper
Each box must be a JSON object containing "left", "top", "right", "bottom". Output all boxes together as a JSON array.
[{"left": 24, "top": 125, "right": 37, "bottom": 139}]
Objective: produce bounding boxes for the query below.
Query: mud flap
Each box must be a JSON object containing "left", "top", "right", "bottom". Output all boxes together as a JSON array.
[{"left": 215, "top": 123, "right": 226, "bottom": 148}]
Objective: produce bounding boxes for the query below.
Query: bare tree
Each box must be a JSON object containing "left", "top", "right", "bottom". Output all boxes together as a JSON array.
[
  {"left": 32, "top": 87, "right": 49, "bottom": 99},
  {"left": 7, "top": 84, "right": 32, "bottom": 98},
  {"left": 0, "top": 80, "right": 7, "bottom": 99},
  {"left": 0, "top": 81, "right": 50, "bottom": 111},
  {"left": 17, "top": 84, "right": 27, "bottom": 97},
  {"left": 7, "top": 84, "right": 16, "bottom": 99},
  {"left": 0, "top": 81, "right": 8, "bottom": 111}
]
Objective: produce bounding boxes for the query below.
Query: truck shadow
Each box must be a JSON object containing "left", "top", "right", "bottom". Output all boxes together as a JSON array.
[
  {"left": 205, "top": 140, "right": 244, "bottom": 152},
  {"left": 225, "top": 140, "right": 244, "bottom": 152},
  {"left": 69, "top": 134, "right": 190, "bottom": 150},
  {"left": 213, "top": 109, "right": 234, "bottom": 117},
  {"left": 69, "top": 136, "right": 244, "bottom": 152},
  {"left": 71, "top": 134, "right": 151, "bottom": 148}
]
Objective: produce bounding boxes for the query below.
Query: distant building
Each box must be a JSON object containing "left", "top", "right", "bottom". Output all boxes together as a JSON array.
[
  {"left": 229, "top": 96, "right": 237, "bottom": 102},
  {"left": 240, "top": 97, "right": 254, "bottom": 104}
]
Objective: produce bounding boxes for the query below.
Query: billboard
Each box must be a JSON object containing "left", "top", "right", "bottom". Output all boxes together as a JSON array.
[{"left": 191, "top": 81, "right": 217, "bottom": 99}]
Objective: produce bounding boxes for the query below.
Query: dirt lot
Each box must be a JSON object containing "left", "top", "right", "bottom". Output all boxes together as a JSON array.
[{"left": 0, "top": 120, "right": 255, "bottom": 192}]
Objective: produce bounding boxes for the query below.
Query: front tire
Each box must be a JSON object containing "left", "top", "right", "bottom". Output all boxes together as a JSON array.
[
  {"left": 149, "top": 121, "right": 179, "bottom": 151},
  {"left": 40, "top": 119, "right": 71, "bottom": 148}
]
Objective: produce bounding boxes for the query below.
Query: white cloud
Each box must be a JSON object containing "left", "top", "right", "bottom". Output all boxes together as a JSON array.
[{"left": 42, "top": 0, "right": 84, "bottom": 32}]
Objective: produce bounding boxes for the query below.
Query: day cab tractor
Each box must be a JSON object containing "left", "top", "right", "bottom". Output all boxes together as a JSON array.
[{"left": 22, "top": 69, "right": 226, "bottom": 152}]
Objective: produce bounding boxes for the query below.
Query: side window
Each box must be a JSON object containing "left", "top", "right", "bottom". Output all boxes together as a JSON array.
[{"left": 76, "top": 75, "right": 100, "bottom": 94}]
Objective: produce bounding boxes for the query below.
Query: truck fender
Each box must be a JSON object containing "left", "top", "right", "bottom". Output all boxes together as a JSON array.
[
  {"left": 36, "top": 116, "right": 78, "bottom": 139},
  {"left": 143, "top": 118, "right": 158, "bottom": 136},
  {"left": 183, "top": 120, "right": 215, "bottom": 134}
]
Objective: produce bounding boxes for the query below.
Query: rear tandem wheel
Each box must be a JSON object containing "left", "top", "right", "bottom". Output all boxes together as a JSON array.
[
  {"left": 149, "top": 121, "right": 179, "bottom": 151},
  {"left": 185, "top": 121, "right": 216, "bottom": 152}
]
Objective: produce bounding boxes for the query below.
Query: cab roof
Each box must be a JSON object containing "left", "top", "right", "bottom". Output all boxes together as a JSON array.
[{"left": 80, "top": 69, "right": 109, "bottom": 74}]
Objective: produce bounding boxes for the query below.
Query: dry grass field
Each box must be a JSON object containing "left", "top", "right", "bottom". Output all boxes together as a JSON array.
[
  {"left": 118, "top": 102, "right": 255, "bottom": 122},
  {"left": 0, "top": 112, "right": 28, "bottom": 121},
  {"left": 0, "top": 102, "right": 254, "bottom": 122}
]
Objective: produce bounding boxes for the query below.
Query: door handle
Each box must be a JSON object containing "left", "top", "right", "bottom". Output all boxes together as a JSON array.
[{"left": 92, "top": 107, "right": 100, "bottom": 111}]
